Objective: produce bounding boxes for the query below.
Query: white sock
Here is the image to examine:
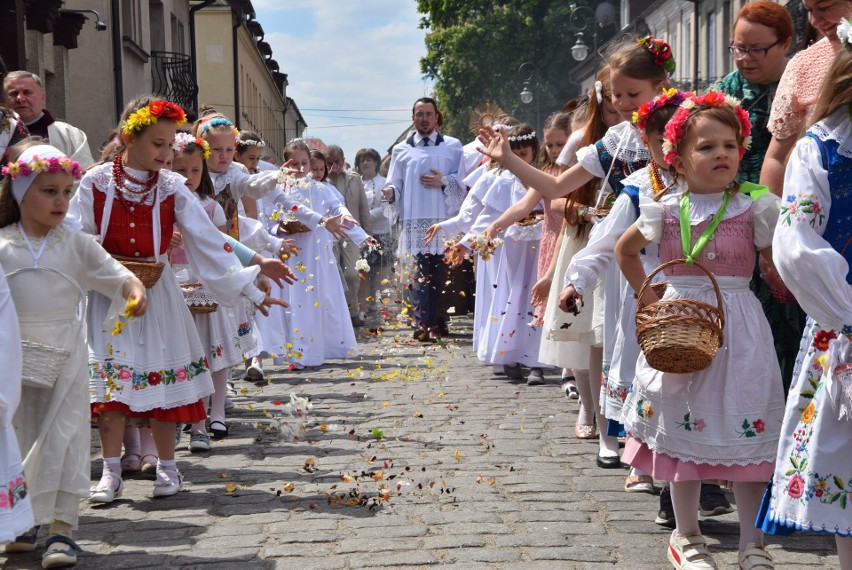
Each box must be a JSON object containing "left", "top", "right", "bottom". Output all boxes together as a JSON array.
[
  {"left": 157, "top": 459, "right": 177, "bottom": 472},
  {"left": 103, "top": 456, "right": 121, "bottom": 477}
]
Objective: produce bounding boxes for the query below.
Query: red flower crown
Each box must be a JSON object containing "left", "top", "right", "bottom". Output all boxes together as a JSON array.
[
  {"left": 661, "top": 90, "right": 752, "bottom": 166},
  {"left": 632, "top": 88, "right": 693, "bottom": 132},
  {"left": 637, "top": 36, "right": 676, "bottom": 75}
]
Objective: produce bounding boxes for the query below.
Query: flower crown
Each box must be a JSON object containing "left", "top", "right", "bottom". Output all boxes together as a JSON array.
[
  {"left": 661, "top": 90, "right": 752, "bottom": 166},
  {"left": 122, "top": 100, "right": 187, "bottom": 136},
  {"left": 632, "top": 87, "right": 693, "bottom": 132},
  {"left": 507, "top": 131, "right": 536, "bottom": 142},
  {"left": 200, "top": 116, "right": 241, "bottom": 139},
  {"left": 239, "top": 139, "right": 266, "bottom": 148},
  {"left": 171, "top": 132, "right": 211, "bottom": 160},
  {"left": 838, "top": 19, "right": 852, "bottom": 49},
  {"left": 2, "top": 155, "right": 82, "bottom": 180},
  {"left": 638, "top": 36, "right": 676, "bottom": 75}
]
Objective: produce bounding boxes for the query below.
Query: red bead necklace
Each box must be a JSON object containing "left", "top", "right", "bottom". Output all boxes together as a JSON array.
[{"left": 113, "top": 153, "right": 159, "bottom": 195}]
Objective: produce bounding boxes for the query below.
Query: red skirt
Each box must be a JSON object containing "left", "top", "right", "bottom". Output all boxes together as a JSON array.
[{"left": 91, "top": 400, "right": 207, "bottom": 423}]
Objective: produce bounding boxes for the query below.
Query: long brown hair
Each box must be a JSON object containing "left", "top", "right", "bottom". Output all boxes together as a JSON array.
[
  {"left": 0, "top": 137, "right": 49, "bottom": 228},
  {"left": 537, "top": 112, "right": 573, "bottom": 172},
  {"left": 808, "top": 48, "right": 852, "bottom": 132},
  {"left": 564, "top": 67, "right": 613, "bottom": 236}
]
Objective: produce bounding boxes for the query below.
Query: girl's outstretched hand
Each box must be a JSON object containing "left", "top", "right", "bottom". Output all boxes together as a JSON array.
[
  {"left": 257, "top": 257, "right": 296, "bottom": 286},
  {"left": 279, "top": 159, "right": 302, "bottom": 178},
  {"left": 477, "top": 126, "right": 509, "bottom": 164},
  {"left": 256, "top": 274, "right": 271, "bottom": 295},
  {"left": 483, "top": 223, "right": 500, "bottom": 240},
  {"left": 123, "top": 279, "right": 148, "bottom": 317},
  {"left": 322, "top": 214, "right": 349, "bottom": 240},
  {"left": 531, "top": 275, "right": 552, "bottom": 307},
  {"left": 255, "top": 295, "right": 288, "bottom": 317},
  {"left": 280, "top": 239, "right": 300, "bottom": 260}
]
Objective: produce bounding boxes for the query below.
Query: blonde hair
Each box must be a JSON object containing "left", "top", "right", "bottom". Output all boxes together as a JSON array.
[{"left": 606, "top": 37, "right": 669, "bottom": 86}]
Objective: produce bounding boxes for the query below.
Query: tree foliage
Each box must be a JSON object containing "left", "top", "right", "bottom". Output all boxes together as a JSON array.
[{"left": 417, "top": 0, "right": 614, "bottom": 140}]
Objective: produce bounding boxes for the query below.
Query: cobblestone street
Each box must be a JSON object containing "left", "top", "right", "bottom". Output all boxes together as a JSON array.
[{"left": 1, "top": 317, "right": 839, "bottom": 569}]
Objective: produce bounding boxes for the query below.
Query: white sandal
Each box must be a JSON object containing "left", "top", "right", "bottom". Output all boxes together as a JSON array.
[
  {"left": 668, "top": 531, "right": 717, "bottom": 569},
  {"left": 738, "top": 543, "right": 774, "bottom": 570}
]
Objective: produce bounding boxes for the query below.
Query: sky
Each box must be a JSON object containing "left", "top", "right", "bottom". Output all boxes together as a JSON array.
[{"left": 252, "top": 0, "right": 432, "bottom": 163}]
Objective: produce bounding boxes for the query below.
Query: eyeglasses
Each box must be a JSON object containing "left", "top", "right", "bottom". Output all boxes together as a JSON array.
[{"left": 728, "top": 39, "right": 781, "bottom": 59}]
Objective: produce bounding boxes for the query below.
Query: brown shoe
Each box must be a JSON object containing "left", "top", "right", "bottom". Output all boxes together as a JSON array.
[{"left": 413, "top": 328, "right": 430, "bottom": 342}]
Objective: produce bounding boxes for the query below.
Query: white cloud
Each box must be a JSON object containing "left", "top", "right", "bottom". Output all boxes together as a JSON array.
[{"left": 257, "top": 1, "right": 432, "bottom": 161}]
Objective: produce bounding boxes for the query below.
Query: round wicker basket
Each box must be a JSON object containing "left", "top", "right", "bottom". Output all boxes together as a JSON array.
[
  {"left": 118, "top": 259, "right": 165, "bottom": 289},
  {"left": 635, "top": 259, "right": 725, "bottom": 374}
]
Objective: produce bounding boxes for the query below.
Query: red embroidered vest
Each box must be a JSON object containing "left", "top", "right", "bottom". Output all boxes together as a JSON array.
[{"left": 93, "top": 187, "right": 175, "bottom": 258}]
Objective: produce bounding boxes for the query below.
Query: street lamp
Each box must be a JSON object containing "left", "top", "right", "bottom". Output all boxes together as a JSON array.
[
  {"left": 518, "top": 62, "right": 539, "bottom": 133},
  {"left": 568, "top": 2, "right": 616, "bottom": 62}
]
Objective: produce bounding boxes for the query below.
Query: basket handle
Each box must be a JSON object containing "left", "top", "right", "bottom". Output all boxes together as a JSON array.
[
  {"left": 5, "top": 267, "right": 86, "bottom": 321},
  {"left": 635, "top": 258, "right": 725, "bottom": 328}
]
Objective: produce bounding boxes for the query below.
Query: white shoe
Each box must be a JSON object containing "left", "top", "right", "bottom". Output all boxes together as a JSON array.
[
  {"left": 90, "top": 472, "right": 123, "bottom": 503},
  {"left": 668, "top": 531, "right": 717, "bottom": 569},
  {"left": 245, "top": 364, "right": 264, "bottom": 382},
  {"left": 152, "top": 468, "right": 183, "bottom": 497}
]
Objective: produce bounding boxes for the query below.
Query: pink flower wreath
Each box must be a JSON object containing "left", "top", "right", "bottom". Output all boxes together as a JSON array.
[{"left": 661, "top": 90, "right": 752, "bottom": 166}]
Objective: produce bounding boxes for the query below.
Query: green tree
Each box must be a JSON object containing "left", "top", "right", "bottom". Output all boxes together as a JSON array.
[{"left": 417, "top": 0, "right": 614, "bottom": 140}]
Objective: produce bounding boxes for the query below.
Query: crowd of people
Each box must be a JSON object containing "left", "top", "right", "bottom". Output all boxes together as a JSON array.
[{"left": 1, "top": 1, "right": 851, "bottom": 568}]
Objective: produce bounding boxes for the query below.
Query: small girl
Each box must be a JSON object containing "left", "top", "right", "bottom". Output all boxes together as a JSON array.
[
  {"left": 760, "top": 35, "right": 852, "bottom": 567},
  {"left": 1, "top": 140, "right": 146, "bottom": 566},
  {"left": 471, "top": 124, "right": 550, "bottom": 378},
  {"left": 68, "top": 98, "right": 280, "bottom": 504},
  {"left": 615, "top": 92, "right": 784, "bottom": 569},
  {"left": 169, "top": 132, "right": 267, "bottom": 446},
  {"left": 234, "top": 130, "right": 265, "bottom": 220},
  {"left": 270, "top": 139, "right": 373, "bottom": 367}
]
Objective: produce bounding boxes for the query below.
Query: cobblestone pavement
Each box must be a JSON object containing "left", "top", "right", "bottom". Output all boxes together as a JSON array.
[{"left": 2, "top": 316, "right": 839, "bottom": 569}]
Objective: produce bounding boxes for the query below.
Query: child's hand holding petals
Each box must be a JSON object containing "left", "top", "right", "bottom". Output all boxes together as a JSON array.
[{"left": 123, "top": 279, "right": 148, "bottom": 317}]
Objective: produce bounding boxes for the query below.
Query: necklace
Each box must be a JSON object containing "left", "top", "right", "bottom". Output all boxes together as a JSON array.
[
  {"left": 679, "top": 191, "right": 730, "bottom": 265},
  {"left": 648, "top": 160, "right": 665, "bottom": 197},
  {"left": 112, "top": 154, "right": 159, "bottom": 196}
]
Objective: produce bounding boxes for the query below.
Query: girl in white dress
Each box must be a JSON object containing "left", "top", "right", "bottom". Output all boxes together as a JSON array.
[
  {"left": 269, "top": 140, "right": 375, "bottom": 367},
  {"left": 760, "top": 40, "right": 852, "bottom": 567},
  {"left": 68, "top": 98, "right": 281, "bottom": 505},
  {"left": 615, "top": 93, "right": 783, "bottom": 570},
  {"left": 1, "top": 141, "right": 146, "bottom": 567}
]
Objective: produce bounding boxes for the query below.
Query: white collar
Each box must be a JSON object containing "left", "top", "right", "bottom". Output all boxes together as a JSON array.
[{"left": 413, "top": 131, "right": 438, "bottom": 146}]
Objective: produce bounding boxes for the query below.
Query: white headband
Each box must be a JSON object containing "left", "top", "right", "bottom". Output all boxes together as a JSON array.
[
  {"left": 240, "top": 139, "right": 266, "bottom": 147},
  {"left": 11, "top": 145, "right": 69, "bottom": 204}
]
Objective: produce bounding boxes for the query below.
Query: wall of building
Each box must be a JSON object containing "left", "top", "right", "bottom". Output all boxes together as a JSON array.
[
  {"left": 195, "top": 6, "right": 236, "bottom": 120},
  {"left": 236, "top": 27, "right": 286, "bottom": 159}
]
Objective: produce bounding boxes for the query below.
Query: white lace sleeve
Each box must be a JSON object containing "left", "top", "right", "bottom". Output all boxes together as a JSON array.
[
  {"left": 635, "top": 196, "right": 665, "bottom": 243},
  {"left": 443, "top": 175, "right": 465, "bottom": 217}
]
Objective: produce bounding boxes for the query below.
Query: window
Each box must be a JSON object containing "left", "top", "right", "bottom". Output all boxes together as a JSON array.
[
  {"left": 681, "top": 13, "right": 691, "bottom": 80},
  {"left": 722, "top": 1, "right": 732, "bottom": 75}
]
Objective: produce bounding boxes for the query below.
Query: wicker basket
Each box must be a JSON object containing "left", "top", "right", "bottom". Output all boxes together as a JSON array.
[
  {"left": 635, "top": 259, "right": 725, "bottom": 374},
  {"left": 118, "top": 259, "right": 164, "bottom": 289},
  {"left": 181, "top": 283, "right": 219, "bottom": 314},
  {"left": 281, "top": 220, "right": 311, "bottom": 234},
  {"left": 6, "top": 267, "right": 84, "bottom": 389}
]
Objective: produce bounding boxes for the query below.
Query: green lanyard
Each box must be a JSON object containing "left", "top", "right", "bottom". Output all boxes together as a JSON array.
[{"left": 679, "top": 191, "right": 730, "bottom": 265}]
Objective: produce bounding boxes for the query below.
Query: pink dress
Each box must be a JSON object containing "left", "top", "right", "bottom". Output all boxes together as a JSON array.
[
  {"left": 532, "top": 167, "right": 564, "bottom": 325},
  {"left": 768, "top": 38, "right": 838, "bottom": 140},
  {"left": 621, "top": 192, "right": 785, "bottom": 482}
]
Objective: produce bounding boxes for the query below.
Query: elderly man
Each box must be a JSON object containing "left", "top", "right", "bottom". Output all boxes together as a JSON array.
[
  {"left": 382, "top": 97, "right": 464, "bottom": 341},
  {"left": 4, "top": 70, "right": 94, "bottom": 168},
  {"left": 326, "top": 144, "right": 372, "bottom": 326}
]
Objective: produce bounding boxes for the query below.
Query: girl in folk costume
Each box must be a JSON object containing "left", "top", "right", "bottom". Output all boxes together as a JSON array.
[
  {"left": 168, "top": 133, "right": 281, "bottom": 447},
  {"left": 479, "top": 113, "right": 575, "bottom": 386},
  {"left": 615, "top": 93, "right": 784, "bottom": 570},
  {"left": 68, "top": 98, "right": 282, "bottom": 504},
  {"left": 760, "top": 29, "right": 852, "bottom": 567},
  {"left": 0, "top": 141, "right": 146, "bottom": 566},
  {"left": 471, "top": 124, "right": 551, "bottom": 379},
  {"left": 0, "top": 105, "right": 29, "bottom": 163},
  {"left": 267, "top": 139, "right": 375, "bottom": 367},
  {"left": 561, "top": 90, "right": 688, "bottom": 495},
  {"left": 481, "top": 38, "right": 671, "bottom": 468}
]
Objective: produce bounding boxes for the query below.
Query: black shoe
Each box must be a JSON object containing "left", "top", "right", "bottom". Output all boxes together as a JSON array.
[
  {"left": 699, "top": 483, "right": 735, "bottom": 516},
  {"left": 413, "top": 328, "right": 430, "bottom": 342},
  {"left": 209, "top": 420, "right": 229, "bottom": 440},
  {"left": 655, "top": 486, "right": 675, "bottom": 527},
  {"left": 595, "top": 453, "right": 621, "bottom": 469}
]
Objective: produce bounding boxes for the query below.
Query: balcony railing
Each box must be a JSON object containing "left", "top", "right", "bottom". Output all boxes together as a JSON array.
[{"left": 151, "top": 51, "right": 198, "bottom": 118}]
